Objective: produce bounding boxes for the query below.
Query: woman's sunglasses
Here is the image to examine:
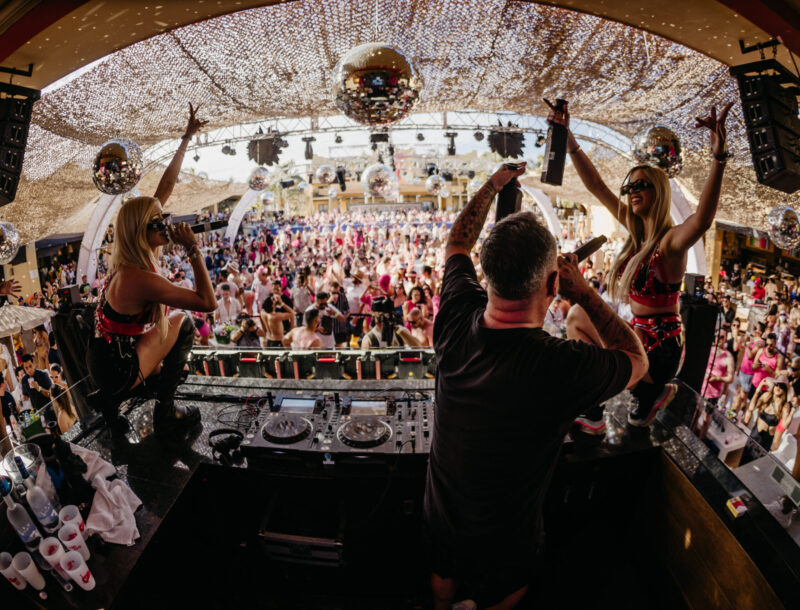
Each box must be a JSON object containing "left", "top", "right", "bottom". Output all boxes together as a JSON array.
[
  {"left": 620, "top": 179, "right": 654, "bottom": 196},
  {"left": 146, "top": 213, "right": 172, "bottom": 232}
]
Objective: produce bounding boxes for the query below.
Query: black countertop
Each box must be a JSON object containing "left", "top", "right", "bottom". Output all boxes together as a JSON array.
[{"left": 6, "top": 377, "right": 800, "bottom": 609}]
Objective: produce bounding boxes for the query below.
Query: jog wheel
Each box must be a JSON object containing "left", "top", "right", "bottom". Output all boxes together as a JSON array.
[
  {"left": 262, "top": 414, "right": 312, "bottom": 444},
  {"left": 337, "top": 417, "right": 392, "bottom": 448}
]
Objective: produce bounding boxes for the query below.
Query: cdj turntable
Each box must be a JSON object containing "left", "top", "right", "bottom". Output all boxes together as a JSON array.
[{"left": 241, "top": 392, "right": 435, "bottom": 464}]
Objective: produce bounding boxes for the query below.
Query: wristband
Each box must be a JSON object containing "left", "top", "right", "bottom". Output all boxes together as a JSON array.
[
  {"left": 713, "top": 151, "right": 732, "bottom": 164},
  {"left": 568, "top": 146, "right": 581, "bottom": 155}
]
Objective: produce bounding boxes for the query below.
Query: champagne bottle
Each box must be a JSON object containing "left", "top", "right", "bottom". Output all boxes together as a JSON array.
[
  {"left": 494, "top": 163, "right": 522, "bottom": 223},
  {"left": 541, "top": 98, "right": 568, "bottom": 186}
]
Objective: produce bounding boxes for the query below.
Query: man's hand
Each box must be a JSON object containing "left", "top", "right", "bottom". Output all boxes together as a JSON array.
[
  {"left": 556, "top": 253, "right": 589, "bottom": 303},
  {"left": 489, "top": 162, "right": 527, "bottom": 191},
  {"left": 0, "top": 280, "right": 21, "bottom": 297}
]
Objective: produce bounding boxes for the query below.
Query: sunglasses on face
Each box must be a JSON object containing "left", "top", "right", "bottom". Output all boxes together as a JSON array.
[
  {"left": 146, "top": 213, "right": 172, "bottom": 232},
  {"left": 620, "top": 179, "right": 654, "bottom": 196}
]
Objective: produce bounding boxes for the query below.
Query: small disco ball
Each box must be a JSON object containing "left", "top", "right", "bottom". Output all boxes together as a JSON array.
[
  {"left": 331, "top": 43, "right": 423, "bottom": 126},
  {"left": 631, "top": 125, "right": 683, "bottom": 178},
  {"left": 248, "top": 167, "right": 271, "bottom": 191},
  {"left": 441, "top": 188, "right": 451, "bottom": 198},
  {"left": 296, "top": 181, "right": 310, "bottom": 193},
  {"left": 315, "top": 165, "right": 336, "bottom": 184},
  {"left": 768, "top": 205, "right": 800, "bottom": 249},
  {"left": 361, "top": 163, "right": 397, "bottom": 198},
  {"left": 469, "top": 178, "right": 483, "bottom": 191},
  {"left": 0, "top": 222, "right": 20, "bottom": 265},
  {"left": 91, "top": 138, "right": 143, "bottom": 194},
  {"left": 412, "top": 176, "right": 422, "bottom": 185},
  {"left": 425, "top": 174, "right": 446, "bottom": 196}
]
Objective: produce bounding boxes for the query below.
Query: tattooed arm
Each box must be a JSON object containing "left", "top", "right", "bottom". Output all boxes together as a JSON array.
[
  {"left": 445, "top": 163, "right": 527, "bottom": 261},
  {"left": 558, "top": 254, "right": 647, "bottom": 389}
]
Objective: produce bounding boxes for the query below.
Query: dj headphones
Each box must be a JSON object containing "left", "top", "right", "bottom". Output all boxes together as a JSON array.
[{"left": 208, "top": 428, "right": 245, "bottom": 466}]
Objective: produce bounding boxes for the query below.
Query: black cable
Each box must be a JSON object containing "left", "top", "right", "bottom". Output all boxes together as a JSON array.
[{"left": 700, "top": 310, "right": 724, "bottom": 399}]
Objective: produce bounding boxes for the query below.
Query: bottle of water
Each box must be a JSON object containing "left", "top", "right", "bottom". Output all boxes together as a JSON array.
[
  {"left": 0, "top": 476, "right": 42, "bottom": 552},
  {"left": 26, "top": 486, "right": 60, "bottom": 534}
]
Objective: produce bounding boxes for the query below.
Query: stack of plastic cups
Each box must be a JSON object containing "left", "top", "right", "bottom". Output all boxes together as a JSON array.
[
  {"left": 58, "top": 524, "right": 90, "bottom": 561},
  {"left": 60, "top": 551, "right": 95, "bottom": 591},
  {"left": 12, "top": 552, "right": 46, "bottom": 598},
  {"left": 59, "top": 505, "right": 87, "bottom": 540},
  {"left": 0, "top": 551, "right": 26, "bottom": 590},
  {"left": 39, "top": 538, "right": 74, "bottom": 592}
]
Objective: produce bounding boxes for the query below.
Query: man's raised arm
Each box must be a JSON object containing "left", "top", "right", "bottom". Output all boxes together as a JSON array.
[{"left": 445, "top": 163, "right": 527, "bottom": 260}]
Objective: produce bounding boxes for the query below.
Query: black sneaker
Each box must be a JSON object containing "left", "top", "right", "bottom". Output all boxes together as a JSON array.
[
  {"left": 628, "top": 383, "right": 677, "bottom": 427},
  {"left": 574, "top": 404, "right": 606, "bottom": 436}
]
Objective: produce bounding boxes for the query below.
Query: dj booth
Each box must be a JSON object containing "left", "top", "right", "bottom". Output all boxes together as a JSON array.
[{"left": 9, "top": 337, "right": 800, "bottom": 608}]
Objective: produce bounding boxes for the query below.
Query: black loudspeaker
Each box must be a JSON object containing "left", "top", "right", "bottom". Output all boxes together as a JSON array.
[
  {"left": 683, "top": 273, "right": 705, "bottom": 298},
  {"left": 57, "top": 284, "right": 82, "bottom": 305},
  {"left": 678, "top": 296, "right": 720, "bottom": 393},
  {"left": 0, "top": 96, "right": 35, "bottom": 206},
  {"left": 731, "top": 60, "right": 800, "bottom": 193}
]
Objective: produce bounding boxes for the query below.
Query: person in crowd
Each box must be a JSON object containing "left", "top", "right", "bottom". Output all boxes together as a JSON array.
[
  {"left": 214, "top": 283, "right": 241, "bottom": 325},
  {"left": 32, "top": 326, "right": 50, "bottom": 371},
  {"left": 260, "top": 294, "right": 294, "bottom": 347},
  {"left": 702, "top": 331, "right": 735, "bottom": 406},
  {"left": 312, "top": 291, "right": 346, "bottom": 350},
  {"left": 291, "top": 273, "right": 314, "bottom": 325},
  {"left": 557, "top": 101, "right": 732, "bottom": 428},
  {"left": 282, "top": 308, "right": 323, "bottom": 350},
  {"left": 726, "top": 317, "right": 744, "bottom": 366},
  {"left": 231, "top": 314, "right": 264, "bottom": 348},
  {"left": 752, "top": 277, "right": 766, "bottom": 303},
  {"left": 406, "top": 307, "right": 434, "bottom": 347},
  {"left": 403, "top": 286, "right": 428, "bottom": 326},
  {"left": 251, "top": 266, "right": 272, "bottom": 314},
  {"left": 766, "top": 275, "right": 779, "bottom": 302},
  {"left": 21, "top": 353, "right": 55, "bottom": 426},
  {"left": 328, "top": 280, "right": 350, "bottom": 347},
  {"left": 425, "top": 164, "right": 646, "bottom": 609},
  {"left": 0, "top": 379, "right": 18, "bottom": 439},
  {"left": 752, "top": 332, "right": 783, "bottom": 394},
  {"left": 720, "top": 294, "right": 736, "bottom": 328},
  {"left": 744, "top": 377, "right": 791, "bottom": 455},
  {"left": 49, "top": 363, "right": 78, "bottom": 434},
  {"left": 85, "top": 103, "right": 216, "bottom": 437}
]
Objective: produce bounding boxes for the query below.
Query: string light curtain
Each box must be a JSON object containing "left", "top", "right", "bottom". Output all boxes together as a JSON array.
[{"left": 7, "top": 0, "right": 782, "bottom": 240}]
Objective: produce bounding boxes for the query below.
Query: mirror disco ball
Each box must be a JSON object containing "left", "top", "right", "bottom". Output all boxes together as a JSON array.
[
  {"left": 631, "top": 125, "right": 683, "bottom": 177},
  {"left": 315, "top": 165, "right": 336, "bottom": 184},
  {"left": 768, "top": 205, "right": 800, "bottom": 250},
  {"left": 331, "top": 43, "right": 423, "bottom": 126},
  {"left": 0, "top": 222, "right": 20, "bottom": 265},
  {"left": 91, "top": 138, "right": 143, "bottom": 194},
  {"left": 469, "top": 178, "right": 483, "bottom": 192},
  {"left": 361, "top": 163, "right": 397, "bottom": 198},
  {"left": 296, "top": 181, "right": 310, "bottom": 193},
  {"left": 248, "top": 167, "right": 271, "bottom": 191},
  {"left": 425, "top": 174, "right": 446, "bottom": 196}
]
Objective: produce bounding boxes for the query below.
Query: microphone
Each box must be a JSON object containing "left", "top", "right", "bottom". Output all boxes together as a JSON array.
[
  {"left": 170, "top": 219, "right": 228, "bottom": 236},
  {"left": 572, "top": 235, "right": 607, "bottom": 262}
]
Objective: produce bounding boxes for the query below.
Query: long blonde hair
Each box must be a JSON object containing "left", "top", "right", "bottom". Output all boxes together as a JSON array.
[
  {"left": 608, "top": 166, "right": 673, "bottom": 302},
  {"left": 109, "top": 196, "right": 168, "bottom": 339}
]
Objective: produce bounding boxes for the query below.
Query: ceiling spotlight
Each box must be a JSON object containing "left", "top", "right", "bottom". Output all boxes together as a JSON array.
[
  {"left": 193, "top": 153, "right": 200, "bottom": 162},
  {"left": 302, "top": 136, "right": 316, "bottom": 160},
  {"left": 417, "top": 133, "right": 425, "bottom": 141},
  {"left": 221, "top": 145, "right": 231, "bottom": 155},
  {"left": 474, "top": 131, "right": 484, "bottom": 141},
  {"left": 445, "top": 132, "right": 457, "bottom": 156},
  {"left": 535, "top": 134, "right": 546, "bottom": 147},
  {"left": 335, "top": 134, "right": 343, "bottom": 144},
  {"left": 230, "top": 147, "right": 236, "bottom": 156}
]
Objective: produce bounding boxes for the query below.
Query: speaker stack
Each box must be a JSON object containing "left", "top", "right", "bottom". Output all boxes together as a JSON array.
[
  {"left": 0, "top": 67, "right": 40, "bottom": 206},
  {"left": 731, "top": 58, "right": 800, "bottom": 193}
]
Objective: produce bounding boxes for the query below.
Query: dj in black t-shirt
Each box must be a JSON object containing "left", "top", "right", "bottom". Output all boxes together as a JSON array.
[{"left": 423, "top": 164, "right": 645, "bottom": 608}]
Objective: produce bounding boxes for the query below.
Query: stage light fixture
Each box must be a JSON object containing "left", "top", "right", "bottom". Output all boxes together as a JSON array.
[
  {"left": 221, "top": 145, "right": 231, "bottom": 155},
  {"left": 335, "top": 134, "right": 343, "bottom": 144},
  {"left": 488, "top": 121, "right": 525, "bottom": 158},
  {"left": 474, "top": 131, "right": 484, "bottom": 141},
  {"left": 193, "top": 153, "right": 200, "bottom": 162},
  {"left": 445, "top": 132, "right": 457, "bottom": 156},
  {"left": 302, "top": 136, "right": 316, "bottom": 161},
  {"left": 535, "top": 134, "right": 546, "bottom": 147},
  {"left": 247, "top": 130, "right": 288, "bottom": 166},
  {"left": 417, "top": 133, "right": 425, "bottom": 141}
]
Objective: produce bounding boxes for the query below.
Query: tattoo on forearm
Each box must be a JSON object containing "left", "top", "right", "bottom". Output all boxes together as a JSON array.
[
  {"left": 447, "top": 183, "right": 497, "bottom": 251},
  {"left": 578, "top": 291, "right": 641, "bottom": 355}
]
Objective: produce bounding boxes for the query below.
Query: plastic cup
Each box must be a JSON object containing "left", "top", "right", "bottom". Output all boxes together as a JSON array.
[
  {"left": 59, "top": 505, "right": 87, "bottom": 539},
  {"left": 0, "top": 551, "right": 26, "bottom": 590},
  {"left": 58, "top": 523, "right": 90, "bottom": 561},
  {"left": 12, "top": 552, "right": 45, "bottom": 590},
  {"left": 60, "top": 551, "right": 95, "bottom": 591}
]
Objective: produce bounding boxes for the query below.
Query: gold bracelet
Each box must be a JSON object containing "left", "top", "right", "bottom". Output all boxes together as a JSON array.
[{"left": 568, "top": 146, "right": 581, "bottom": 155}]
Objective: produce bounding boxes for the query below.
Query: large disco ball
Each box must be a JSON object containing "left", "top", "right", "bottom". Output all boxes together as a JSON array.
[
  {"left": 768, "top": 205, "right": 800, "bottom": 249},
  {"left": 425, "top": 174, "right": 446, "bottom": 196},
  {"left": 248, "top": 167, "right": 271, "bottom": 191},
  {"left": 361, "top": 163, "right": 397, "bottom": 198},
  {"left": 0, "top": 222, "right": 20, "bottom": 265},
  {"left": 91, "top": 138, "right": 143, "bottom": 194},
  {"left": 331, "top": 43, "right": 423, "bottom": 126},
  {"left": 315, "top": 165, "right": 336, "bottom": 184},
  {"left": 632, "top": 125, "right": 683, "bottom": 177}
]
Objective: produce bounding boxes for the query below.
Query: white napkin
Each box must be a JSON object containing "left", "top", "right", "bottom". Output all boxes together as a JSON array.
[{"left": 69, "top": 443, "right": 142, "bottom": 546}]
